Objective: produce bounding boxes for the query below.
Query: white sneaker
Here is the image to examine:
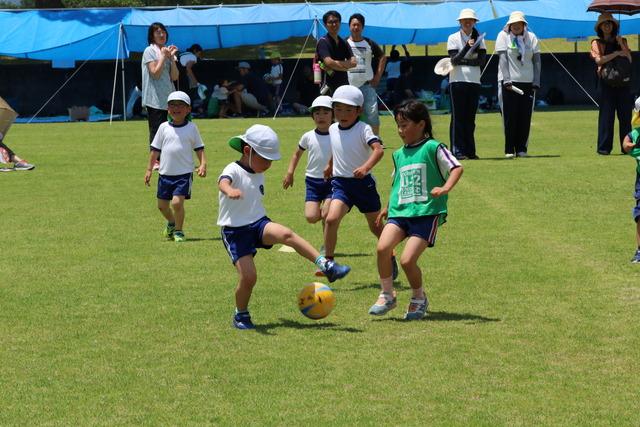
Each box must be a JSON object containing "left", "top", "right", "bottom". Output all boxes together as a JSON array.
[{"left": 505, "top": 153, "right": 515, "bottom": 159}]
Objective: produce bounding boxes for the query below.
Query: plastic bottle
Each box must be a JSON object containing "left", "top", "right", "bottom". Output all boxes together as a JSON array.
[
  {"left": 319, "top": 61, "right": 334, "bottom": 76},
  {"left": 313, "top": 61, "right": 321, "bottom": 84}
]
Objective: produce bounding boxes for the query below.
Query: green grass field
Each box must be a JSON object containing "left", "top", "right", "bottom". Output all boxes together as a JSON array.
[{"left": 2, "top": 110, "right": 640, "bottom": 425}]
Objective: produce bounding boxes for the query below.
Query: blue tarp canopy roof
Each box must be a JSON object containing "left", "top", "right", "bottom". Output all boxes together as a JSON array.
[{"left": 1, "top": 1, "right": 638, "bottom": 61}]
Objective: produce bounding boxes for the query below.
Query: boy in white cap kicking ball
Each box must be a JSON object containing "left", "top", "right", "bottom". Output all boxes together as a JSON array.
[
  {"left": 144, "top": 91, "right": 207, "bottom": 242},
  {"left": 218, "top": 124, "right": 351, "bottom": 330}
]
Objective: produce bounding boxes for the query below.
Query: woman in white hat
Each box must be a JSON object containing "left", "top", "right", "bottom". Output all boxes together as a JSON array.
[
  {"left": 495, "top": 11, "right": 541, "bottom": 158},
  {"left": 590, "top": 13, "right": 633, "bottom": 155},
  {"left": 446, "top": 8, "right": 486, "bottom": 160}
]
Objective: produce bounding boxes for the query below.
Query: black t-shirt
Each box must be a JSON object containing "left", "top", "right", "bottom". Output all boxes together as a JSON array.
[{"left": 316, "top": 34, "right": 354, "bottom": 91}]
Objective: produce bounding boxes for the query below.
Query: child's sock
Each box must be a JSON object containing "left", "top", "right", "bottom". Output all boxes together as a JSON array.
[
  {"left": 380, "top": 276, "right": 394, "bottom": 294},
  {"left": 315, "top": 256, "right": 328, "bottom": 270},
  {"left": 235, "top": 307, "right": 249, "bottom": 315},
  {"left": 411, "top": 287, "right": 426, "bottom": 299}
]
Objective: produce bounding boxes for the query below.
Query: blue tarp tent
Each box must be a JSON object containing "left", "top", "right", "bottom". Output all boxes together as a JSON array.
[{"left": 1, "top": 1, "right": 640, "bottom": 62}]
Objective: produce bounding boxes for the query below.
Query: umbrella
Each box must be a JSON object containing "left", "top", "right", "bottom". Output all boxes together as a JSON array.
[
  {"left": 587, "top": 0, "right": 640, "bottom": 15},
  {"left": 0, "top": 96, "right": 18, "bottom": 138}
]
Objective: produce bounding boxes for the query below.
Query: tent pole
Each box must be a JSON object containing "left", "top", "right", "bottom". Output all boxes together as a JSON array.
[
  {"left": 109, "top": 24, "right": 122, "bottom": 125},
  {"left": 121, "top": 52, "right": 126, "bottom": 122}
]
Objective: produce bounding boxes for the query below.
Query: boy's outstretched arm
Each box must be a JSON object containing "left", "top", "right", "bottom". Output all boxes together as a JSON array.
[
  {"left": 219, "top": 177, "right": 243, "bottom": 199},
  {"left": 431, "top": 166, "right": 463, "bottom": 198},
  {"left": 353, "top": 141, "right": 384, "bottom": 178},
  {"left": 283, "top": 148, "right": 304, "bottom": 189},
  {"left": 144, "top": 150, "right": 160, "bottom": 186},
  {"left": 196, "top": 148, "right": 207, "bottom": 177}
]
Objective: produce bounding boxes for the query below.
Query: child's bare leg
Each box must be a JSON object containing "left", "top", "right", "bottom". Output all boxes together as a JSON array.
[
  {"left": 157, "top": 199, "right": 175, "bottom": 223},
  {"left": 262, "top": 222, "right": 319, "bottom": 263},
  {"left": 323, "top": 200, "right": 350, "bottom": 258},
  {"left": 171, "top": 196, "right": 186, "bottom": 230},
  {"left": 320, "top": 198, "right": 332, "bottom": 223},
  {"left": 235, "top": 255, "right": 257, "bottom": 311},
  {"left": 401, "top": 236, "right": 429, "bottom": 298},
  {"left": 377, "top": 224, "right": 404, "bottom": 280},
  {"left": 304, "top": 201, "right": 322, "bottom": 224},
  {"left": 365, "top": 210, "right": 385, "bottom": 238}
]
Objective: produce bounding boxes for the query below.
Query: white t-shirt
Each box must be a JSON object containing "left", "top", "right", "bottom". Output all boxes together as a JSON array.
[
  {"left": 435, "top": 144, "right": 462, "bottom": 177},
  {"left": 150, "top": 121, "right": 204, "bottom": 176},
  {"left": 298, "top": 129, "right": 332, "bottom": 179},
  {"left": 347, "top": 38, "right": 375, "bottom": 87},
  {"left": 446, "top": 30, "right": 486, "bottom": 84},
  {"left": 269, "top": 63, "right": 283, "bottom": 85},
  {"left": 179, "top": 51, "right": 197, "bottom": 67},
  {"left": 495, "top": 30, "right": 540, "bottom": 83},
  {"left": 212, "top": 85, "right": 229, "bottom": 100},
  {"left": 329, "top": 120, "right": 381, "bottom": 178},
  {"left": 217, "top": 161, "right": 267, "bottom": 227},
  {"left": 141, "top": 46, "right": 175, "bottom": 110}
]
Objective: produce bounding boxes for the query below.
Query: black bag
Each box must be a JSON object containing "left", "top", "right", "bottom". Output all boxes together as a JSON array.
[{"left": 601, "top": 56, "right": 632, "bottom": 88}]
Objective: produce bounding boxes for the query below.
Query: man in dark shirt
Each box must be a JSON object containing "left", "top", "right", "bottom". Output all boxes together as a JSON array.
[{"left": 315, "top": 10, "right": 357, "bottom": 94}]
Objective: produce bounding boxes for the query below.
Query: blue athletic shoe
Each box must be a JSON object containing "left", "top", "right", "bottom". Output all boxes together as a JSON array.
[
  {"left": 404, "top": 296, "right": 429, "bottom": 321},
  {"left": 233, "top": 312, "right": 255, "bottom": 330},
  {"left": 632, "top": 249, "right": 640, "bottom": 264},
  {"left": 323, "top": 260, "right": 351, "bottom": 283},
  {"left": 391, "top": 256, "right": 399, "bottom": 281},
  {"left": 368, "top": 292, "right": 397, "bottom": 316}
]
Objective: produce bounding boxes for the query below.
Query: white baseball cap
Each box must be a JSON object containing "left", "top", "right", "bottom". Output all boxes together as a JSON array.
[
  {"left": 434, "top": 58, "right": 453, "bottom": 76},
  {"left": 309, "top": 95, "right": 333, "bottom": 111},
  {"left": 167, "top": 91, "right": 191, "bottom": 106},
  {"left": 457, "top": 8, "right": 478, "bottom": 21},
  {"left": 332, "top": 85, "right": 364, "bottom": 107},
  {"left": 228, "top": 124, "right": 281, "bottom": 161},
  {"left": 237, "top": 61, "right": 251, "bottom": 69},
  {"left": 634, "top": 96, "right": 640, "bottom": 112}
]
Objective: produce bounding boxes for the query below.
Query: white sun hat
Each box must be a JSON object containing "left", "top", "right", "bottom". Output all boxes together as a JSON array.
[
  {"left": 457, "top": 8, "right": 479, "bottom": 21},
  {"left": 228, "top": 124, "right": 281, "bottom": 161},
  {"left": 634, "top": 96, "right": 640, "bottom": 112},
  {"left": 332, "top": 85, "right": 364, "bottom": 107},
  {"left": 167, "top": 91, "right": 191, "bottom": 106},
  {"left": 434, "top": 58, "right": 453, "bottom": 76},
  {"left": 309, "top": 95, "right": 333, "bottom": 111},
  {"left": 506, "top": 11, "right": 528, "bottom": 26}
]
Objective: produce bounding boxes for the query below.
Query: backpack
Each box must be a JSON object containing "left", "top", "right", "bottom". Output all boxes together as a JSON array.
[{"left": 601, "top": 56, "right": 632, "bottom": 88}]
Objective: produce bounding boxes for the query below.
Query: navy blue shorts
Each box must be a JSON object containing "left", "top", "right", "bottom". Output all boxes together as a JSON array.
[
  {"left": 634, "top": 175, "right": 640, "bottom": 222},
  {"left": 157, "top": 173, "right": 192, "bottom": 200},
  {"left": 387, "top": 215, "right": 439, "bottom": 247},
  {"left": 331, "top": 175, "right": 381, "bottom": 213},
  {"left": 305, "top": 176, "right": 333, "bottom": 202},
  {"left": 221, "top": 216, "right": 273, "bottom": 264}
]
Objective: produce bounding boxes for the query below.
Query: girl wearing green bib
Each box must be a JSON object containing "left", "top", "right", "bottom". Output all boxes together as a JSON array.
[{"left": 369, "top": 100, "right": 463, "bottom": 319}]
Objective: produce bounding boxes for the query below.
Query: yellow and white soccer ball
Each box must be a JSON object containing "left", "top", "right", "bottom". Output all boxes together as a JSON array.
[{"left": 297, "top": 282, "right": 336, "bottom": 320}]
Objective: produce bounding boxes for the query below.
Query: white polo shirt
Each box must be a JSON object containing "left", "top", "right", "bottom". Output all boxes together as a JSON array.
[
  {"left": 298, "top": 129, "right": 332, "bottom": 179},
  {"left": 329, "top": 120, "right": 380, "bottom": 178},
  {"left": 150, "top": 121, "right": 204, "bottom": 176},
  {"left": 446, "top": 30, "right": 486, "bottom": 84},
  {"left": 495, "top": 30, "right": 540, "bottom": 83},
  {"left": 217, "top": 161, "right": 267, "bottom": 227}
]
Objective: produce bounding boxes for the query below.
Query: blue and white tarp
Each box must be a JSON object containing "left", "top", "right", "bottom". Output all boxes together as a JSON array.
[{"left": 1, "top": 1, "right": 638, "bottom": 62}]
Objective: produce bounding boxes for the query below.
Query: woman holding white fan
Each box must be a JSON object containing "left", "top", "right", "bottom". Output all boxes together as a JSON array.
[{"left": 496, "top": 11, "right": 541, "bottom": 158}]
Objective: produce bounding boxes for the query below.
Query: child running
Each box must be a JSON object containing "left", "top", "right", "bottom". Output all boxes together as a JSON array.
[
  {"left": 144, "top": 91, "right": 207, "bottom": 242},
  {"left": 283, "top": 95, "right": 334, "bottom": 276},
  {"left": 323, "top": 85, "right": 398, "bottom": 278},
  {"left": 218, "top": 124, "right": 351, "bottom": 330},
  {"left": 369, "top": 100, "right": 463, "bottom": 320},
  {"left": 621, "top": 98, "right": 640, "bottom": 263}
]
